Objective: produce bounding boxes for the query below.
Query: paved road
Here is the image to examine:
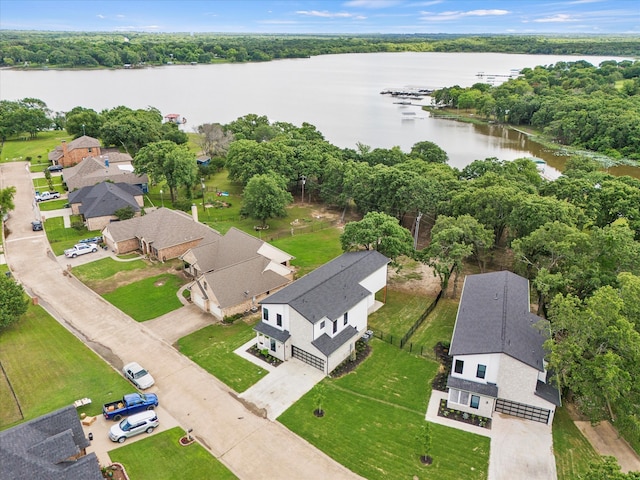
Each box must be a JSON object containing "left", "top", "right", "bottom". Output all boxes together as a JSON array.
[{"left": 2, "top": 161, "right": 362, "bottom": 480}]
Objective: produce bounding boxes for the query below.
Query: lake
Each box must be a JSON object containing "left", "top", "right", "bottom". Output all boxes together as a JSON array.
[{"left": 0, "top": 52, "right": 634, "bottom": 173}]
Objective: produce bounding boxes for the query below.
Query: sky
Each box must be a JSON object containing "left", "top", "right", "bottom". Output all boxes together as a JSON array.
[{"left": 0, "top": 0, "right": 638, "bottom": 34}]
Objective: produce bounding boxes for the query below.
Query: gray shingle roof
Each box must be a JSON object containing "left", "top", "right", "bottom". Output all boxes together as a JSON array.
[
  {"left": 450, "top": 271, "right": 549, "bottom": 371},
  {"left": 260, "top": 250, "right": 389, "bottom": 324},
  {"left": 68, "top": 182, "right": 141, "bottom": 219},
  {"left": 312, "top": 326, "right": 359, "bottom": 356},
  {"left": 104, "top": 207, "right": 221, "bottom": 249},
  {"left": 0, "top": 405, "right": 102, "bottom": 480},
  {"left": 63, "top": 155, "right": 147, "bottom": 191},
  {"left": 67, "top": 135, "right": 101, "bottom": 150},
  {"left": 254, "top": 321, "right": 291, "bottom": 343},
  {"left": 447, "top": 375, "right": 499, "bottom": 398}
]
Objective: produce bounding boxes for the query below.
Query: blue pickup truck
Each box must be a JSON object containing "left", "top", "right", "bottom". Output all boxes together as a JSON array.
[{"left": 103, "top": 393, "right": 159, "bottom": 421}]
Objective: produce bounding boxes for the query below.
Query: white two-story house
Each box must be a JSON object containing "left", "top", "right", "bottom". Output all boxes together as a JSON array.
[
  {"left": 255, "top": 250, "right": 390, "bottom": 375},
  {"left": 446, "top": 271, "right": 561, "bottom": 424}
]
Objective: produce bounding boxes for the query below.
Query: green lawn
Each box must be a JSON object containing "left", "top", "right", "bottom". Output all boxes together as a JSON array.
[
  {"left": 0, "top": 304, "right": 132, "bottom": 429},
  {"left": 109, "top": 427, "right": 237, "bottom": 480},
  {"left": 0, "top": 131, "right": 71, "bottom": 164},
  {"left": 102, "top": 273, "right": 185, "bottom": 321},
  {"left": 368, "top": 289, "right": 433, "bottom": 342},
  {"left": 407, "top": 298, "right": 459, "bottom": 359},
  {"left": 38, "top": 199, "right": 68, "bottom": 211},
  {"left": 271, "top": 227, "right": 343, "bottom": 276},
  {"left": 553, "top": 407, "right": 601, "bottom": 480},
  {"left": 279, "top": 339, "right": 490, "bottom": 479},
  {"left": 177, "top": 319, "right": 268, "bottom": 393},
  {"left": 44, "top": 216, "right": 103, "bottom": 254},
  {"left": 72, "top": 257, "right": 150, "bottom": 291}
]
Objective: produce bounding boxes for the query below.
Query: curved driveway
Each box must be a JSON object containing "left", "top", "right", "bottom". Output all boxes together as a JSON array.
[{"left": 1, "top": 161, "right": 361, "bottom": 480}]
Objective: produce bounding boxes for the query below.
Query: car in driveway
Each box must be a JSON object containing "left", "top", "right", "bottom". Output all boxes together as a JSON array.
[
  {"left": 64, "top": 243, "right": 98, "bottom": 258},
  {"left": 31, "top": 220, "right": 43, "bottom": 231},
  {"left": 123, "top": 362, "right": 155, "bottom": 389},
  {"left": 79, "top": 235, "right": 103, "bottom": 244},
  {"left": 47, "top": 164, "right": 63, "bottom": 172},
  {"left": 108, "top": 410, "right": 159, "bottom": 443}
]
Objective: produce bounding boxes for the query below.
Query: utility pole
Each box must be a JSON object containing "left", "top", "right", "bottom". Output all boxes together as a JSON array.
[
  {"left": 300, "top": 175, "right": 306, "bottom": 204},
  {"left": 413, "top": 212, "right": 423, "bottom": 250}
]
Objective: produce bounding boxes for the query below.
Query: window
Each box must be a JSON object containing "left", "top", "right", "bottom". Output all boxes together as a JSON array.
[
  {"left": 470, "top": 395, "right": 480, "bottom": 409},
  {"left": 448, "top": 389, "right": 469, "bottom": 405},
  {"left": 454, "top": 359, "right": 464, "bottom": 374},
  {"left": 276, "top": 314, "right": 282, "bottom": 327},
  {"left": 332, "top": 320, "right": 338, "bottom": 333},
  {"left": 263, "top": 308, "right": 269, "bottom": 321},
  {"left": 343, "top": 312, "right": 348, "bottom": 325},
  {"left": 476, "top": 364, "right": 486, "bottom": 379},
  {"left": 270, "top": 338, "right": 276, "bottom": 352},
  {"left": 320, "top": 320, "right": 325, "bottom": 329}
]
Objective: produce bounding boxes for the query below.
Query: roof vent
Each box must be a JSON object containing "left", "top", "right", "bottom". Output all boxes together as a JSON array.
[{"left": 494, "top": 293, "right": 498, "bottom": 300}]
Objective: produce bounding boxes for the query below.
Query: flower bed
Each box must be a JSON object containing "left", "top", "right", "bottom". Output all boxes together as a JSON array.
[
  {"left": 437, "top": 399, "right": 492, "bottom": 429},
  {"left": 247, "top": 345, "right": 283, "bottom": 367}
]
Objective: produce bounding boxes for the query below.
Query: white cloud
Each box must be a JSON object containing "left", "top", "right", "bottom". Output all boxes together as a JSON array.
[
  {"left": 343, "top": 0, "right": 401, "bottom": 7},
  {"left": 296, "top": 10, "right": 362, "bottom": 18},
  {"left": 97, "top": 14, "right": 105, "bottom": 19},
  {"left": 533, "top": 14, "right": 577, "bottom": 23},
  {"left": 419, "top": 9, "right": 509, "bottom": 21}
]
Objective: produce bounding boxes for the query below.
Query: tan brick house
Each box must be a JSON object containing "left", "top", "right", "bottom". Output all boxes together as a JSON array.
[{"left": 49, "top": 135, "right": 102, "bottom": 167}]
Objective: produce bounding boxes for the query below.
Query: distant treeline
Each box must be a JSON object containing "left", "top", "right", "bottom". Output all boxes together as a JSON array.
[{"left": 1, "top": 31, "right": 639, "bottom": 68}]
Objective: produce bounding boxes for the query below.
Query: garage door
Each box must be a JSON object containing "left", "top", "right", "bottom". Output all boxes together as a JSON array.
[
  {"left": 495, "top": 398, "right": 550, "bottom": 424},
  {"left": 292, "top": 346, "right": 324, "bottom": 371}
]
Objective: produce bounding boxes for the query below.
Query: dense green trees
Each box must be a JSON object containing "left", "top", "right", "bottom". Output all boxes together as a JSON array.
[
  {"left": 0, "top": 274, "right": 29, "bottom": 329},
  {"left": 240, "top": 173, "right": 293, "bottom": 228},
  {"left": 0, "top": 98, "right": 51, "bottom": 141}
]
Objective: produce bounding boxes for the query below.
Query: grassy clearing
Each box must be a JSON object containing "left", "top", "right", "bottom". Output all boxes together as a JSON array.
[
  {"left": 279, "top": 340, "right": 490, "bottom": 479},
  {"left": 0, "top": 305, "right": 132, "bottom": 429},
  {"left": 271, "top": 227, "right": 343, "bottom": 276},
  {"left": 177, "top": 318, "right": 268, "bottom": 393},
  {"left": 44, "top": 216, "right": 102, "bottom": 254},
  {"left": 553, "top": 406, "right": 600, "bottom": 480},
  {"left": 0, "top": 131, "right": 71, "bottom": 164},
  {"left": 408, "top": 298, "right": 458, "bottom": 359},
  {"left": 102, "top": 273, "right": 185, "bottom": 321},
  {"left": 109, "top": 427, "right": 237, "bottom": 480},
  {"left": 368, "top": 289, "right": 432, "bottom": 341}
]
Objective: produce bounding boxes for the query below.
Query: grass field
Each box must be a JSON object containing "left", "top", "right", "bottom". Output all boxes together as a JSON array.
[
  {"left": 102, "top": 273, "right": 185, "bottom": 321},
  {"left": 177, "top": 318, "right": 268, "bottom": 393},
  {"left": 109, "top": 427, "right": 237, "bottom": 480},
  {"left": 0, "top": 304, "right": 132, "bottom": 429},
  {"left": 553, "top": 407, "right": 601, "bottom": 480},
  {"left": 368, "top": 289, "right": 433, "bottom": 341},
  {"left": 271, "top": 226, "right": 343, "bottom": 276},
  {"left": 407, "top": 298, "right": 458, "bottom": 359},
  {"left": 279, "top": 339, "right": 490, "bottom": 479},
  {"left": 0, "top": 131, "right": 71, "bottom": 164},
  {"left": 44, "top": 216, "right": 103, "bottom": 254}
]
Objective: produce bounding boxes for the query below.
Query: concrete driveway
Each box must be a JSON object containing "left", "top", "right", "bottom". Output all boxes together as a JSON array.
[{"left": 2, "top": 161, "right": 363, "bottom": 480}]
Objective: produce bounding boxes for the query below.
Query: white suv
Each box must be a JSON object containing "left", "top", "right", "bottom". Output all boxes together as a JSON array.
[{"left": 109, "top": 410, "right": 159, "bottom": 443}]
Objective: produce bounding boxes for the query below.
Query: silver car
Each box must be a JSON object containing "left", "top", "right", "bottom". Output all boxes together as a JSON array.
[
  {"left": 109, "top": 410, "right": 159, "bottom": 443},
  {"left": 123, "top": 361, "right": 155, "bottom": 389}
]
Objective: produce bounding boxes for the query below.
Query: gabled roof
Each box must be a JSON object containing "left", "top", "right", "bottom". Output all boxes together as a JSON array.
[
  {"left": 67, "top": 135, "right": 101, "bottom": 150},
  {"left": 261, "top": 250, "right": 390, "bottom": 324},
  {"left": 63, "top": 155, "right": 147, "bottom": 191},
  {"left": 104, "top": 207, "right": 221, "bottom": 249},
  {"left": 312, "top": 326, "right": 359, "bottom": 356},
  {"left": 0, "top": 405, "right": 102, "bottom": 480},
  {"left": 68, "top": 182, "right": 141, "bottom": 219},
  {"left": 450, "top": 271, "right": 548, "bottom": 372}
]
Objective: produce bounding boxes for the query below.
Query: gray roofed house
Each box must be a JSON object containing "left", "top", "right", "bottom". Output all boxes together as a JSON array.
[
  {"left": 181, "top": 227, "right": 294, "bottom": 319},
  {"left": 62, "top": 154, "right": 148, "bottom": 192},
  {"left": 0, "top": 405, "right": 102, "bottom": 480},
  {"left": 48, "top": 135, "right": 102, "bottom": 168},
  {"left": 68, "top": 182, "right": 143, "bottom": 231},
  {"left": 445, "top": 271, "right": 560, "bottom": 425},
  {"left": 102, "top": 207, "right": 222, "bottom": 261},
  {"left": 254, "top": 250, "right": 390, "bottom": 375}
]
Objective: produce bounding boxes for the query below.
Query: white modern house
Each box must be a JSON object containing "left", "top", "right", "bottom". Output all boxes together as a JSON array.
[
  {"left": 255, "top": 250, "right": 390, "bottom": 375},
  {"left": 446, "top": 271, "right": 561, "bottom": 424}
]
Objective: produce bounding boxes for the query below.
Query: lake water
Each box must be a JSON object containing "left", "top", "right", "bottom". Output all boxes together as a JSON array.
[{"left": 0, "top": 52, "right": 634, "bottom": 173}]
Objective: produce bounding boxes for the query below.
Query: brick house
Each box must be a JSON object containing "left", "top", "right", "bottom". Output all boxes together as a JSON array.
[
  {"left": 48, "top": 135, "right": 101, "bottom": 167},
  {"left": 446, "top": 271, "right": 561, "bottom": 424},
  {"left": 102, "top": 207, "right": 221, "bottom": 261},
  {"left": 63, "top": 153, "right": 148, "bottom": 193},
  {"left": 0, "top": 405, "right": 102, "bottom": 480},
  {"left": 68, "top": 182, "right": 144, "bottom": 231}
]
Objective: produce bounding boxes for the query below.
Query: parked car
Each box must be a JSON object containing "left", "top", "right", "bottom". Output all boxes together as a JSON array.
[
  {"left": 47, "top": 164, "right": 63, "bottom": 172},
  {"left": 123, "top": 361, "right": 155, "bottom": 390},
  {"left": 64, "top": 243, "right": 98, "bottom": 258},
  {"left": 108, "top": 410, "right": 159, "bottom": 443},
  {"left": 35, "top": 191, "right": 61, "bottom": 202},
  {"left": 31, "top": 220, "right": 43, "bottom": 231},
  {"left": 79, "top": 236, "right": 103, "bottom": 244},
  {"left": 103, "top": 392, "right": 159, "bottom": 421}
]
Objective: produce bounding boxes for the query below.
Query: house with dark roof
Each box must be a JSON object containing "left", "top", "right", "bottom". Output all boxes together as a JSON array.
[
  {"left": 446, "top": 271, "right": 561, "bottom": 424},
  {"left": 181, "top": 227, "right": 294, "bottom": 318},
  {"left": 68, "top": 182, "right": 143, "bottom": 231},
  {"left": 102, "top": 207, "right": 222, "bottom": 261},
  {"left": 48, "top": 135, "right": 101, "bottom": 167},
  {"left": 0, "top": 405, "right": 102, "bottom": 480},
  {"left": 255, "top": 250, "right": 390, "bottom": 375},
  {"left": 63, "top": 153, "right": 148, "bottom": 193}
]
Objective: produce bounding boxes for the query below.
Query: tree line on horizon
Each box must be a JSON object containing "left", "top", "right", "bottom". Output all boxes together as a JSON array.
[{"left": 1, "top": 31, "right": 639, "bottom": 68}]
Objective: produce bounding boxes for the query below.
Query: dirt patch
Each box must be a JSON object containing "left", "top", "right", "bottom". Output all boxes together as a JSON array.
[
  {"left": 387, "top": 257, "right": 441, "bottom": 297},
  {"left": 154, "top": 279, "right": 167, "bottom": 287},
  {"left": 85, "top": 260, "right": 187, "bottom": 295}
]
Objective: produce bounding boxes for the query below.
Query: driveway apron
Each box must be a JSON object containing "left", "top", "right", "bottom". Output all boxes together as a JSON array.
[{"left": 2, "top": 162, "right": 362, "bottom": 480}]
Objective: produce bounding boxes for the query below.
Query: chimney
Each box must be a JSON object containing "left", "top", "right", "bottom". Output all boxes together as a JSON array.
[
  {"left": 191, "top": 204, "right": 199, "bottom": 222},
  {"left": 61, "top": 140, "right": 68, "bottom": 160}
]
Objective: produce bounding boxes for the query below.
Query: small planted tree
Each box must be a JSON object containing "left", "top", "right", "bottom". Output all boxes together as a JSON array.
[
  {"left": 313, "top": 384, "right": 326, "bottom": 418},
  {"left": 417, "top": 422, "right": 433, "bottom": 465}
]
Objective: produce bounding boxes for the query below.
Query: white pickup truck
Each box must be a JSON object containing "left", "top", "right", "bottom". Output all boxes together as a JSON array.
[
  {"left": 64, "top": 243, "right": 98, "bottom": 258},
  {"left": 35, "top": 191, "right": 61, "bottom": 202}
]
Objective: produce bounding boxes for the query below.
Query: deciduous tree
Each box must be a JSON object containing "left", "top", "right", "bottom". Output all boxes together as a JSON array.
[
  {"left": 240, "top": 173, "right": 293, "bottom": 228},
  {"left": 0, "top": 274, "right": 29, "bottom": 329}
]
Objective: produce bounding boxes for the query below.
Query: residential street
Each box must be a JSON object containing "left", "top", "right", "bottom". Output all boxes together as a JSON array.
[{"left": 1, "top": 161, "right": 362, "bottom": 480}]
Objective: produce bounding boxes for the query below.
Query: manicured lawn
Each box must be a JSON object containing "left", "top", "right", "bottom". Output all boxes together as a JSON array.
[
  {"left": 0, "top": 131, "right": 71, "bottom": 164},
  {"left": 368, "top": 289, "right": 433, "bottom": 342},
  {"left": 72, "top": 257, "right": 174, "bottom": 294},
  {"left": 109, "top": 427, "right": 237, "bottom": 480},
  {"left": 44, "top": 216, "right": 102, "bottom": 254},
  {"left": 553, "top": 406, "right": 600, "bottom": 480},
  {"left": 0, "top": 304, "right": 132, "bottom": 429},
  {"left": 102, "top": 274, "right": 185, "bottom": 321},
  {"left": 177, "top": 318, "right": 268, "bottom": 393},
  {"left": 279, "top": 340, "right": 490, "bottom": 479},
  {"left": 73, "top": 257, "right": 149, "bottom": 282},
  {"left": 37, "top": 198, "right": 68, "bottom": 211},
  {"left": 271, "top": 227, "right": 343, "bottom": 276},
  {"left": 407, "top": 298, "right": 458, "bottom": 359}
]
